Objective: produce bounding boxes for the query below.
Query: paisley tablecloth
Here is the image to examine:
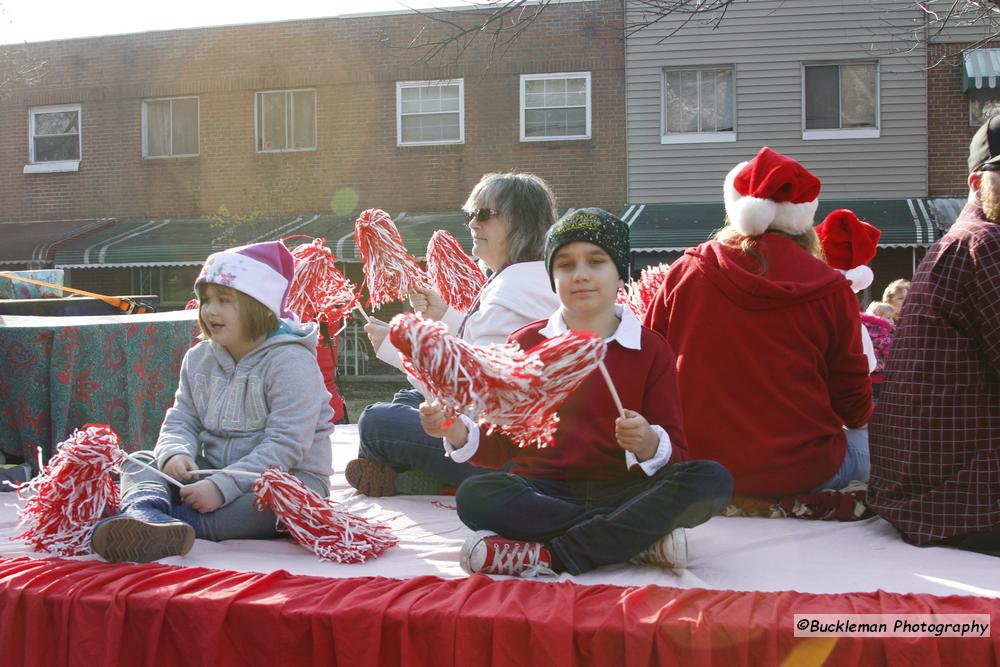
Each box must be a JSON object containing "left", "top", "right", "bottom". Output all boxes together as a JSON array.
[{"left": 0, "top": 310, "right": 199, "bottom": 465}]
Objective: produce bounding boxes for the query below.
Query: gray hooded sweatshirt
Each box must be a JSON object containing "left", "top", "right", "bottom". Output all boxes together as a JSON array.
[{"left": 154, "top": 322, "right": 335, "bottom": 505}]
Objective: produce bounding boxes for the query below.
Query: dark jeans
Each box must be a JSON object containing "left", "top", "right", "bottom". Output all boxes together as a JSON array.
[
  {"left": 940, "top": 532, "right": 1000, "bottom": 557},
  {"left": 357, "top": 389, "right": 495, "bottom": 487},
  {"left": 456, "top": 460, "right": 734, "bottom": 575}
]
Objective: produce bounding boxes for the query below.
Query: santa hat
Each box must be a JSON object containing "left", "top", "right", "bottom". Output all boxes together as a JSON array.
[
  {"left": 723, "top": 147, "right": 821, "bottom": 237},
  {"left": 195, "top": 241, "right": 296, "bottom": 320},
  {"left": 815, "top": 209, "right": 881, "bottom": 293}
]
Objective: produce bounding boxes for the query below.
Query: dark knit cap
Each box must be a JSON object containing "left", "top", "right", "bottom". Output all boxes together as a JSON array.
[{"left": 544, "top": 208, "right": 630, "bottom": 289}]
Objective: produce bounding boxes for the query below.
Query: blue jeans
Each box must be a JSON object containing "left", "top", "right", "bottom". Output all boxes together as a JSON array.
[
  {"left": 813, "top": 427, "right": 870, "bottom": 491},
  {"left": 357, "top": 389, "right": 496, "bottom": 487},
  {"left": 455, "top": 460, "right": 734, "bottom": 575},
  {"left": 121, "top": 452, "right": 329, "bottom": 542}
]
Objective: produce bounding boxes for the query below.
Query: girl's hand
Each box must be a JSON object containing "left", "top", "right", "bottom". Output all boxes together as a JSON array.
[
  {"left": 615, "top": 410, "right": 658, "bottom": 461},
  {"left": 179, "top": 479, "right": 225, "bottom": 514},
  {"left": 363, "top": 317, "right": 390, "bottom": 351},
  {"left": 164, "top": 454, "right": 197, "bottom": 482},
  {"left": 419, "top": 401, "right": 469, "bottom": 447},
  {"left": 409, "top": 286, "right": 448, "bottom": 321}
]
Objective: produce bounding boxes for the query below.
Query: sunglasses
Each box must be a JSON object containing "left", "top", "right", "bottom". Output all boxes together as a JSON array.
[{"left": 464, "top": 207, "right": 499, "bottom": 222}]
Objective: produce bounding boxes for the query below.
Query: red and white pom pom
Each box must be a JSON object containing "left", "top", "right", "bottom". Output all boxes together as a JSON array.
[
  {"left": 389, "top": 313, "right": 537, "bottom": 424},
  {"left": 425, "top": 230, "right": 487, "bottom": 313},
  {"left": 616, "top": 263, "right": 670, "bottom": 320},
  {"left": 253, "top": 468, "right": 397, "bottom": 563},
  {"left": 389, "top": 313, "right": 606, "bottom": 448},
  {"left": 286, "top": 237, "right": 360, "bottom": 327},
  {"left": 495, "top": 330, "right": 607, "bottom": 448},
  {"left": 354, "top": 208, "right": 428, "bottom": 309},
  {"left": 184, "top": 298, "right": 199, "bottom": 310},
  {"left": 14, "top": 424, "right": 125, "bottom": 556}
]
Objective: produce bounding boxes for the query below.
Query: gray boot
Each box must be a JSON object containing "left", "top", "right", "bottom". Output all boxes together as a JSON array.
[{"left": 91, "top": 484, "right": 195, "bottom": 563}]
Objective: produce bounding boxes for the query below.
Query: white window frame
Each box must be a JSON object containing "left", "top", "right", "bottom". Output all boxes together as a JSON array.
[
  {"left": 968, "top": 89, "right": 1000, "bottom": 126},
  {"left": 396, "top": 79, "right": 465, "bottom": 147},
  {"left": 802, "top": 61, "right": 880, "bottom": 140},
  {"left": 519, "top": 72, "right": 591, "bottom": 142},
  {"left": 254, "top": 88, "right": 318, "bottom": 153},
  {"left": 24, "top": 103, "right": 82, "bottom": 174},
  {"left": 661, "top": 66, "right": 736, "bottom": 145},
  {"left": 142, "top": 96, "right": 200, "bottom": 159}
]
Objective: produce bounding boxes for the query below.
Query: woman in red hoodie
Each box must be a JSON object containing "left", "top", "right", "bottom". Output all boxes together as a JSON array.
[{"left": 644, "top": 148, "right": 872, "bottom": 497}]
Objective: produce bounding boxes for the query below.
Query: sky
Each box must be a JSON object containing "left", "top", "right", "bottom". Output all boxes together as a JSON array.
[{"left": 0, "top": 0, "right": 460, "bottom": 44}]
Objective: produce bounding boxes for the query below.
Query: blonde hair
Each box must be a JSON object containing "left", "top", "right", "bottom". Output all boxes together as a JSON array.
[
  {"left": 882, "top": 279, "right": 910, "bottom": 303},
  {"left": 713, "top": 220, "right": 825, "bottom": 274},
  {"left": 196, "top": 283, "right": 277, "bottom": 342},
  {"left": 866, "top": 301, "right": 896, "bottom": 320}
]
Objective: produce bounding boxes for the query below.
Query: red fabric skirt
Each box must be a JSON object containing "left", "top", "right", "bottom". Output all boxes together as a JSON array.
[{"left": 1, "top": 556, "right": 996, "bottom": 666}]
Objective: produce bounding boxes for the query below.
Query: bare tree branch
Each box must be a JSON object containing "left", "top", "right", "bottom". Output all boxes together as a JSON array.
[
  {"left": 392, "top": 0, "right": 1000, "bottom": 69},
  {"left": 390, "top": 0, "right": 554, "bottom": 68},
  {"left": 0, "top": 48, "right": 47, "bottom": 97}
]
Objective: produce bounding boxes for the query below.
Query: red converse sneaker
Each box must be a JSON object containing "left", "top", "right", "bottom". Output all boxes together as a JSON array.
[{"left": 460, "top": 530, "right": 556, "bottom": 577}]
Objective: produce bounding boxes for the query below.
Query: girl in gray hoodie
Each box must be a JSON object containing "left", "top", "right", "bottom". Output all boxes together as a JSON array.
[{"left": 91, "top": 241, "right": 335, "bottom": 562}]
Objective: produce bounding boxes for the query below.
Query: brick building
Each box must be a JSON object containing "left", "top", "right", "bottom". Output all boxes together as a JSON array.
[
  {"left": 927, "top": 41, "right": 1000, "bottom": 197},
  {"left": 0, "top": 0, "right": 625, "bottom": 310}
]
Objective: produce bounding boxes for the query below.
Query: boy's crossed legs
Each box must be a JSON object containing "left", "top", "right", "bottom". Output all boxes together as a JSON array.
[{"left": 455, "top": 460, "right": 733, "bottom": 576}]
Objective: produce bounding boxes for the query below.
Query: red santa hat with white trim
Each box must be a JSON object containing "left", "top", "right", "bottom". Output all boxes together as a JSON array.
[
  {"left": 723, "top": 147, "right": 821, "bottom": 237},
  {"left": 815, "top": 208, "right": 881, "bottom": 293}
]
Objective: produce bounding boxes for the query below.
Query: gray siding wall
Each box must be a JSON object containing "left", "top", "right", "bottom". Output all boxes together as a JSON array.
[{"left": 626, "top": 0, "right": 928, "bottom": 202}]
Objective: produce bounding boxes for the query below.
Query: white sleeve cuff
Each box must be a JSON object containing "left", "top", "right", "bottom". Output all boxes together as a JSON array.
[
  {"left": 624, "top": 425, "right": 673, "bottom": 476},
  {"left": 443, "top": 414, "right": 480, "bottom": 463}
]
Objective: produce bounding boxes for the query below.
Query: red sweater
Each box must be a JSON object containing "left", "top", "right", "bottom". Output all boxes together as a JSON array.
[
  {"left": 644, "top": 234, "right": 872, "bottom": 496},
  {"left": 468, "top": 320, "right": 689, "bottom": 480}
]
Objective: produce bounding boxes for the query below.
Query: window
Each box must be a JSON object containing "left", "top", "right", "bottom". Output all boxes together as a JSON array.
[
  {"left": 803, "top": 62, "right": 879, "bottom": 139},
  {"left": 970, "top": 90, "right": 1000, "bottom": 126},
  {"left": 255, "top": 89, "right": 316, "bottom": 152},
  {"left": 520, "top": 72, "right": 591, "bottom": 141},
  {"left": 662, "top": 67, "right": 735, "bottom": 144},
  {"left": 25, "top": 104, "right": 81, "bottom": 173},
  {"left": 143, "top": 97, "right": 199, "bottom": 158},
  {"left": 396, "top": 80, "right": 464, "bottom": 146}
]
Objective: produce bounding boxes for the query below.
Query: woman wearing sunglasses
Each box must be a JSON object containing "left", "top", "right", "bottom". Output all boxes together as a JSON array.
[{"left": 347, "top": 172, "right": 562, "bottom": 497}]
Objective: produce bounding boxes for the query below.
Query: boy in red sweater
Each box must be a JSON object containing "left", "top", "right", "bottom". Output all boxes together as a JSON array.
[{"left": 420, "top": 209, "right": 733, "bottom": 577}]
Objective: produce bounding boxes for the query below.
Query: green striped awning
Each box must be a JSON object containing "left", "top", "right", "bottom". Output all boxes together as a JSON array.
[
  {"left": 963, "top": 49, "right": 1000, "bottom": 91},
  {"left": 624, "top": 198, "right": 941, "bottom": 253},
  {"left": 54, "top": 214, "right": 356, "bottom": 268},
  {"left": 2, "top": 218, "right": 116, "bottom": 267},
  {"left": 53, "top": 209, "right": 582, "bottom": 268}
]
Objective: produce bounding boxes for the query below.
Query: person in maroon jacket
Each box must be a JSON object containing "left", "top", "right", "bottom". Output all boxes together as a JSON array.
[
  {"left": 869, "top": 117, "right": 1000, "bottom": 556},
  {"left": 420, "top": 209, "right": 733, "bottom": 577},
  {"left": 644, "top": 148, "right": 873, "bottom": 497}
]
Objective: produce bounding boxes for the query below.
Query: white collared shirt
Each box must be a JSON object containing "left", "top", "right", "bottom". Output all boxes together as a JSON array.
[{"left": 443, "top": 304, "right": 674, "bottom": 476}]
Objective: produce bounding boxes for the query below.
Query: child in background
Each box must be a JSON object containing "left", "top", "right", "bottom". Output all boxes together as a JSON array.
[
  {"left": 420, "top": 209, "right": 733, "bottom": 577},
  {"left": 862, "top": 301, "right": 896, "bottom": 401},
  {"left": 90, "top": 241, "right": 335, "bottom": 562}
]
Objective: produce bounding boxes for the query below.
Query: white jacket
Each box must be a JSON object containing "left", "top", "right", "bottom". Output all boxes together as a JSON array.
[{"left": 376, "top": 260, "right": 561, "bottom": 375}]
